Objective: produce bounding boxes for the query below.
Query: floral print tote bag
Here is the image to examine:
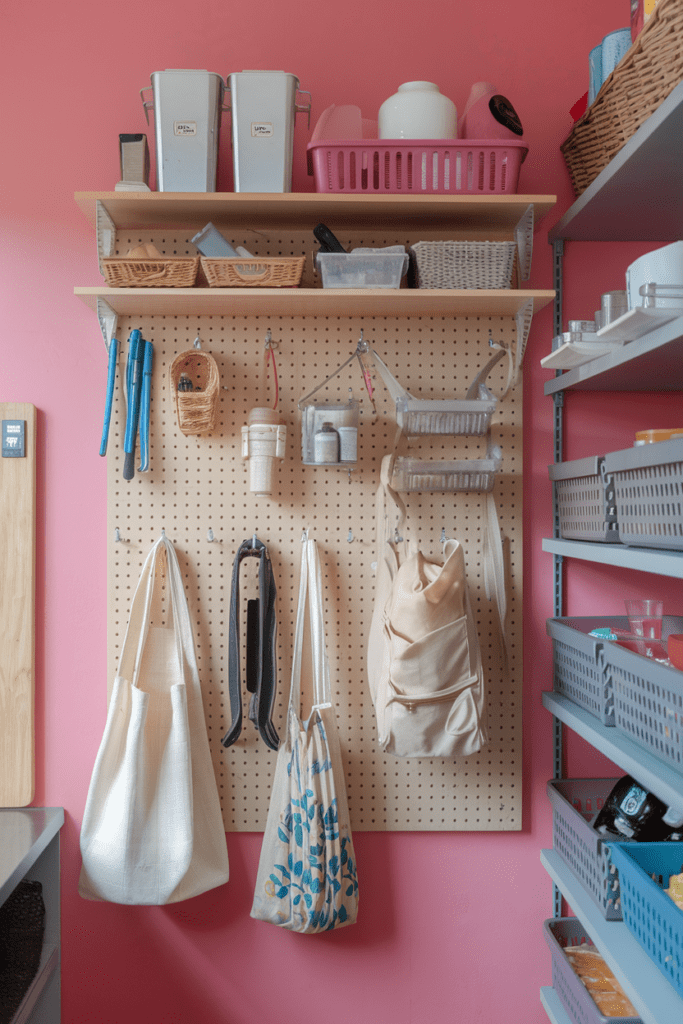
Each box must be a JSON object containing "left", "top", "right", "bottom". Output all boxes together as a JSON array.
[{"left": 251, "top": 536, "right": 359, "bottom": 932}]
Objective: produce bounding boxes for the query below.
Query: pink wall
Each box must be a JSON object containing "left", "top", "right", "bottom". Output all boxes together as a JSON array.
[{"left": 4, "top": 2, "right": 681, "bottom": 1021}]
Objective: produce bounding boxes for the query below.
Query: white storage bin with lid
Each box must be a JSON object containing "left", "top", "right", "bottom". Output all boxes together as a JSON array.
[{"left": 140, "top": 70, "right": 226, "bottom": 191}]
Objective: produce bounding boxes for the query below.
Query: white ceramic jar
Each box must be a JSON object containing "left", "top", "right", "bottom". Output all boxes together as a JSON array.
[{"left": 378, "top": 81, "right": 457, "bottom": 140}]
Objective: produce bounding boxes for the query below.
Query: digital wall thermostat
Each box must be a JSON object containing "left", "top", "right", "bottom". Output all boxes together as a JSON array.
[{"left": 2, "top": 419, "right": 26, "bottom": 457}]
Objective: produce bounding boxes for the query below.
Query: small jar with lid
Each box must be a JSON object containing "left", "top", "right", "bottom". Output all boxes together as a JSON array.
[{"left": 314, "top": 422, "right": 340, "bottom": 464}]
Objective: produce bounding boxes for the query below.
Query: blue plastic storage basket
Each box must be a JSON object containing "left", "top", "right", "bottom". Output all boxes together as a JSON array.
[{"left": 607, "top": 842, "right": 683, "bottom": 998}]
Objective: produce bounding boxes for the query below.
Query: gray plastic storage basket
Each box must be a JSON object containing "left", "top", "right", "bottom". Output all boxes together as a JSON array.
[
  {"left": 547, "top": 778, "right": 623, "bottom": 920},
  {"left": 602, "top": 615, "right": 683, "bottom": 771},
  {"left": 408, "top": 240, "right": 516, "bottom": 289},
  {"left": 549, "top": 455, "right": 619, "bottom": 543},
  {"left": 543, "top": 918, "right": 642, "bottom": 1024},
  {"left": 603, "top": 437, "right": 683, "bottom": 550},
  {"left": 546, "top": 617, "right": 623, "bottom": 725}
]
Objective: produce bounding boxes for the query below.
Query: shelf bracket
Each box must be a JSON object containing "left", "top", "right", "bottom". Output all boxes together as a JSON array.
[
  {"left": 512, "top": 298, "right": 534, "bottom": 383},
  {"left": 96, "top": 298, "right": 118, "bottom": 352},
  {"left": 95, "top": 200, "right": 117, "bottom": 277},
  {"left": 514, "top": 203, "right": 534, "bottom": 282}
]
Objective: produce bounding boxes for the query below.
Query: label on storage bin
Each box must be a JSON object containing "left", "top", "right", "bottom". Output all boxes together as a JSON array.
[
  {"left": 251, "top": 122, "right": 274, "bottom": 137},
  {"left": 174, "top": 121, "right": 197, "bottom": 136}
]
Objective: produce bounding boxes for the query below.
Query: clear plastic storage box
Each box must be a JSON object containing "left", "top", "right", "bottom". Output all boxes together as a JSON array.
[{"left": 314, "top": 251, "right": 408, "bottom": 289}]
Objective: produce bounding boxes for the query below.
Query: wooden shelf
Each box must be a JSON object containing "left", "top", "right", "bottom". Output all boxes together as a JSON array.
[
  {"left": 74, "top": 285, "right": 554, "bottom": 319},
  {"left": 75, "top": 191, "right": 557, "bottom": 234}
]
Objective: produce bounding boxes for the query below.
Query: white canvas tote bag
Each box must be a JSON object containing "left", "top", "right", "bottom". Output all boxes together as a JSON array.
[
  {"left": 79, "top": 533, "right": 229, "bottom": 905},
  {"left": 251, "top": 537, "right": 359, "bottom": 932},
  {"left": 367, "top": 455, "right": 495, "bottom": 758}
]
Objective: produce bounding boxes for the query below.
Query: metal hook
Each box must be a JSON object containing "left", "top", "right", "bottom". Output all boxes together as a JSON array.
[
  {"left": 252, "top": 532, "right": 257, "bottom": 549},
  {"left": 207, "top": 527, "right": 215, "bottom": 542},
  {"left": 193, "top": 336, "right": 202, "bottom": 350},
  {"left": 393, "top": 527, "right": 403, "bottom": 543},
  {"left": 114, "top": 527, "right": 122, "bottom": 543},
  {"left": 440, "top": 526, "right": 447, "bottom": 545},
  {"left": 301, "top": 528, "right": 309, "bottom": 543},
  {"left": 347, "top": 528, "right": 353, "bottom": 543}
]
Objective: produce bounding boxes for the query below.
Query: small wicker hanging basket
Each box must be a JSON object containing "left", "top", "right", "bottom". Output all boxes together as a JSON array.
[{"left": 169, "top": 350, "right": 220, "bottom": 435}]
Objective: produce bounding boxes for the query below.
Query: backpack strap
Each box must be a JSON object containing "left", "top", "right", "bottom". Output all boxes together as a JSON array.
[{"left": 222, "top": 537, "right": 279, "bottom": 751}]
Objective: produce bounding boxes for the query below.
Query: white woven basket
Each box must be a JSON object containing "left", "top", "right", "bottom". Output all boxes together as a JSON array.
[{"left": 409, "top": 240, "right": 516, "bottom": 289}]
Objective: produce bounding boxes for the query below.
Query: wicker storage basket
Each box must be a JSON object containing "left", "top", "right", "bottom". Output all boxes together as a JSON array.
[
  {"left": 561, "top": 0, "right": 683, "bottom": 196},
  {"left": 409, "top": 241, "right": 516, "bottom": 289},
  {"left": 169, "top": 350, "right": 220, "bottom": 435},
  {"left": 200, "top": 256, "right": 305, "bottom": 288},
  {"left": 102, "top": 255, "right": 200, "bottom": 288}
]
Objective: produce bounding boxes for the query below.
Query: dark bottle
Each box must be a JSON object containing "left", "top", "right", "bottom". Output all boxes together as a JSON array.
[
  {"left": 593, "top": 775, "right": 673, "bottom": 842},
  {"left": 177, "top": 372, "right": 193, "bottom": 392}
]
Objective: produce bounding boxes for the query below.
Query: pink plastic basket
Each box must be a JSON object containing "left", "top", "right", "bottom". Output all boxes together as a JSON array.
[{"left": 306, "top": 139, "right": 528, "bottom": 195}]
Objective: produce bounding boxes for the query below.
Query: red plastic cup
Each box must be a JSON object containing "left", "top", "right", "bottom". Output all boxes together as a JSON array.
[{"left": 667, "top": 634, "right": 683, "bottom": 670}]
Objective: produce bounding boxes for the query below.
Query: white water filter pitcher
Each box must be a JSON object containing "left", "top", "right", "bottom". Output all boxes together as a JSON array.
[
  {"left": 242, "top": 409, "right": 287, "bottom": 497},
  {"left": 141, "top": 70, "right": 227, "bottom": 191},
  {"left": 227, "top": 71, "right": 311, "bottom": 191}
]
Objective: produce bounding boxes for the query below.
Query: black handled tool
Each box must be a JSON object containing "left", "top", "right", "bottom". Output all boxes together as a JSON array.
[{"left": 313, "top": 222, "right": 347, "bottom": 253}]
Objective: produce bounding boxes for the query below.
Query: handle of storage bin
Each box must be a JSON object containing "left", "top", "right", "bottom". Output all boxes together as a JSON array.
[
  {"left": 296, "top": 90, "right": 312, "bottom": 129},
  {"left": 465, "top": 345, "right": 508, "bottom": 399},
  {"left": 140, "top": 87, "right": 153, "bottom": 125},
  {"left": 233, "top": 264, "right": 270, "bottom": 282},
  {"left": 368, "top": 349, "right": 411, "bottom": 405}
]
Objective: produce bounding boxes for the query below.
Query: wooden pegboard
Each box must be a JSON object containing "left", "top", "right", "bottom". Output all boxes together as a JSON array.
[{"left": 105, "top": 233, "right": 523, "bottom": 832}]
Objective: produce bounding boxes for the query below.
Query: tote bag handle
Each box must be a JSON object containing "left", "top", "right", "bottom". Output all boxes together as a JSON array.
[
  {"left": 289, "top": 537, "right": 332, "bottom": 716},
  {"left": 116, "top": 534, "right": 198, "bottom": 692}
]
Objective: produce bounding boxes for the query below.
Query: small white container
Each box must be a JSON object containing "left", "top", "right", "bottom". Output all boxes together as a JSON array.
[
  {"left": 313, "top": 422, "right": 340, "bottom": 464},
  {"left": 337, "top": 426, "right": 358, "bottom": 462},
  {"left": 379, "top": 81, "right": 456, "bottom": 140}
]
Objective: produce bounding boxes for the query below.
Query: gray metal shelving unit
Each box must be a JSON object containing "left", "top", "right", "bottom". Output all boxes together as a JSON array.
[
  {"left": 0, "top": 808, "right": 64, "bottom": 1024},
  {"left": 542, "top": 79, "right": 683, "bottom": 1024}
]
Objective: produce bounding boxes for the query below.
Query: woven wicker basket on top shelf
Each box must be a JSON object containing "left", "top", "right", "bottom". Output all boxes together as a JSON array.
[{"left": 561, "top": 0, "right": 683, "bottom": 197}]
